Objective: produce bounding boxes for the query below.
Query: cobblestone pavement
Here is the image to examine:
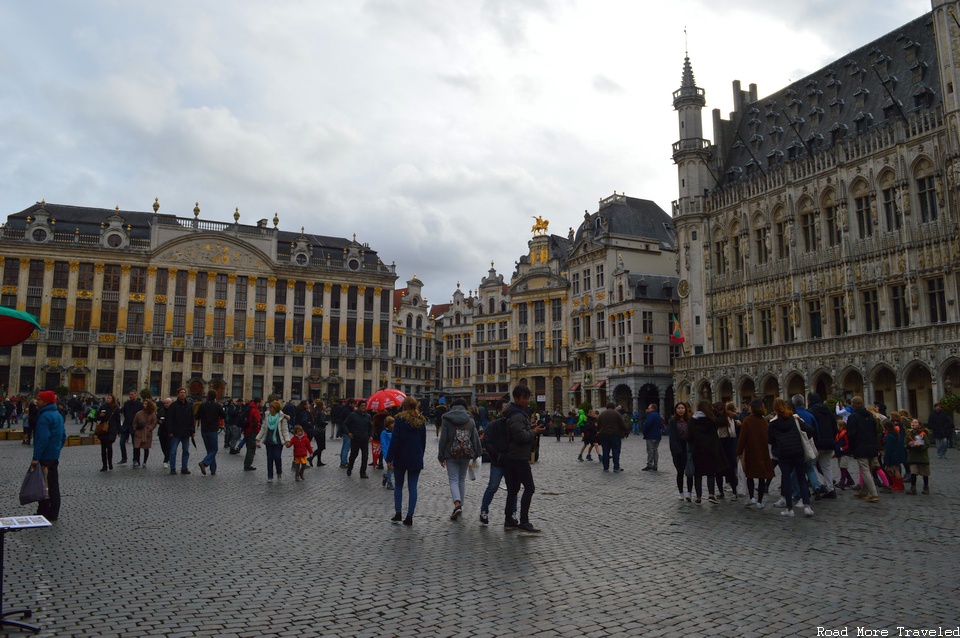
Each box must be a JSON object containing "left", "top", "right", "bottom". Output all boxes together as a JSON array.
[{"left": 0, "top": 430, "right": 957, "bottom": 637}]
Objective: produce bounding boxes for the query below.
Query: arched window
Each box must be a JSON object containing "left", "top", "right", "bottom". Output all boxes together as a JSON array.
[
  {"left": 914, "top": 157, "right": 938, "bottom": 223},
  {"left": 851, "top": 179, "right": 874, "bottom": 238},
  {"left": 821, "top": 189, "right": 840, "bottom": 246},
  {"left": 405, "top": 314, "right": 413, "bottom": 329},
  {"left": 416, "top": 316, "right": 423, "bottom": 330},
  {"left": 797, "top": 197, "right": 818, "bottom": 251},
  {"left": 455, "top": 312, "right": 461, "bottom": 325}
]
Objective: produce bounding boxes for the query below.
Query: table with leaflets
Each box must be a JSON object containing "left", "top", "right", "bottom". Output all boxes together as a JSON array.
[{"left": 0, "top": 515, "right": 49, "bottom": 634}]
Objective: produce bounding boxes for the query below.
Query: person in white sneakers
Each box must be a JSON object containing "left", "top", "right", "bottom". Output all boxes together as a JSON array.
[
  {"left": 736, "top": 400, "right": 775, "bottom": 510},
  {"left": 767, "top": 398, "right": 816, "bottom": 518}
]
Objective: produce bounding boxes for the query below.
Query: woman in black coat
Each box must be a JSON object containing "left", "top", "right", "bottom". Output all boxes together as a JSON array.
[
  {"left": 767, "top": 397, "right": 816, "bottom": 517},
  {"left": 386, "top": 396, "right": 427, "bottom": 526},
  {"left": 687, "top": 400, "right": 729, "bottom": 504},
  {"left": 97, "top": 395, "right": 121, "bottom": 472}
]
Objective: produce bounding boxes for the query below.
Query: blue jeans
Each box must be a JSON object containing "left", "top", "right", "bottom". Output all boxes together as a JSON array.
[
  {"left": 118, "top": 430, "right": 130, "bottom": 461},
  {"left": 632, "top": 422, "right": 640, "bottom": 436},
  {"left": 481, "top": 464, "right": 517, "bottom": 515},
  {"left": 936, "top": 438, "right": 949, "bottom": 458},
  {"left": 169, "top": 436, "right": 191, "bottom": 472},
  {"left": 445, "top": 458, "right": 470, "bottom": 504},
  {"left": 201, "top": 431, "right": 218, "bottom": 472},
  {"left": 394, "top": 468, "right": 420, "bottom": 516},
  {"left": 339, "top": 436, "right": 351, "bottom": 465},
  {"left": 265, "top": 443, "right": 283, "bottom": 479},
  {"left": 779, "top": 457, "right": 811, "bottom": 508},
  {"left": 600, "top": 435, "right": 623, "bottom": 471}
]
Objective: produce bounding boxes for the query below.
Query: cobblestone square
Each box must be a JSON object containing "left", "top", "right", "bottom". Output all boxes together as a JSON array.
[{"left": 1, "top": 433, "right": 957, "bottom": 637}]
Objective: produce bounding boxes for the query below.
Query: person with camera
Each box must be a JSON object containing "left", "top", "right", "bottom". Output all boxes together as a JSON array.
[{"left": 501, "top": 385, "right": 546, "bottom": 533}]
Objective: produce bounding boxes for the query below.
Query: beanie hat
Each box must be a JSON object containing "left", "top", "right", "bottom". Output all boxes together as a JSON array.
[{"left": 38, "top": 390, "right": 57, "bottom": 405}]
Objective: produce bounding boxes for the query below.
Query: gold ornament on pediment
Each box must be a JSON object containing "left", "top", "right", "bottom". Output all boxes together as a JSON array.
[
  {"left": 44, "top": 259, "right": 55, "bottom": 270},
  {"left": 324, "top": 283, "right": 333, "bottom": 292},
  {"left": 147, "top": 266, "right": 157, "bottom": 275},
  {"left": 155, "top": 295, "right": 167, "bottom": 303},
  {"left": 292, "top": 345, "right": 304, "bottom": 353},
  {"left": 51, "top": 288, "right": 67, "bottom": 298},
  {"left": 256, "top": 302, "right": 267, "bottom": 311},
  {"left": 47, "top": 358, "right": 60, "bottom": 367},
  {"left": 227, "top": 274, "right": 237, "bottom": 283},
  {"left": 73, "top": 359, "right": 86, "bottom": 367},
  {"left": 99, "top": 334, "right": 116, "bottom": 343},
  {"left": 288, "top": 280, "right": 296, "bottom": 289},
  {"left": 19, "top": 258, "right": 30, "bottom": 268},
  {"left": 596, "top": 291, "right": 605, "bottom": 300},
  {"left": 276, "top": 305, "right": 286, "bottom": 313},
  {"left": 0, "top": 285, "right": 15, "bottom": 295},
  {"left": 531, "top": 215, "right": 549, "bottom": 236},
  {"left": 233, "top": 342, "right": 246, "bottom": 349},
  {"left": 68, "top": 261, "right": 79, "bottom": 272},
  {"left": 395, "top": 327, "right": 404, "bottom": 334},
  {"left": 312, "top": 308, "right": 323, "bottom": 316},
  {"left": 76, "top": 290, "right": 93, "bottom": 299},
  {"left": 267, "top": 277, "right": 277, "bottom": 287},
  {"left": 172, "top": 338, "right": 184, "bottom": 347},
  {"left": 215, "top": 299, "right": 227, "bottom": 308},
  {"left": 358, "top": 286, "right": 366, "bottom": 294},
  {"left": 374, "top": 287, "right": 382, "bottom": 295},
  {"left": 120, "top": 264, "right": 131, "bottom": 273},
  {"left": 187, "top": 270, "right": 197, "bottom": 280},
  {"left": 195, "top": 298, "right": 206, "bottom": 307},
  {"left": 129, "top": 293, "right": 145, "bottom": 303},
  {"left": 305, "top": 281, "right": 314, "bottom": 291},
  {"left": 93, "top": 262, "right": 104, "bottom": 273}
]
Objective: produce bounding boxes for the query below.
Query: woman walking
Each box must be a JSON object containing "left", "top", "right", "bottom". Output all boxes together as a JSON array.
[
  {"left": 386, "top": 396, "right": 427, "bottom": 526},
  {"left": 687, "top": 401, "right": 728, "bottom": 504},
  {"left": 309, "top": 400, "right": 327, "bottom": 466},
  {"left": 736, "top": 400, "right": 775, "bottom": 509},
  {"left": 256, "top": 400, "right": 291, "bottom": 481},
  {"left": 667, "top": 402, "right": 693, "bottom": 501},
  {"left": 767, "top": 397, "right": 816, "bottom": 517},
  {"left": 131, "top": 400, "right": 158, "bottom": 468},
  {"left": 97, "top": 395, "right": 121, "bottom": 472},
  {"left": 438, "top": 398, "right": 482, "bottom": 521}
]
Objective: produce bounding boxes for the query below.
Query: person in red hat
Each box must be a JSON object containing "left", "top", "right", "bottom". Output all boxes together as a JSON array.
[{"left": 33, "top": 390, "right": 65, "bottom": 521}]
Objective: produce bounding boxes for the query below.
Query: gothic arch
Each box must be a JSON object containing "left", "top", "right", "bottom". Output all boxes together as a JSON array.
[
  {"left": 838, "top": 366, "right": 864, "bottom": 398},
  {"left": 810, "top": 368, "right": 834, "bottom": 399},
  {"left": 820, "top": 187, "right": 836, "bottom": 208},
  {"left": 937, "top": 356, "right": 960, "bottom": 390},
  {"left": 909, "top": 155, "right": 936, "bottom": 176},
  {"left": 784, "top": 371, "right": 806, "bottom": 399},
  {"left": 850, "top": 177, "right": 871, "bottom": 197},
  {"left": 716, "top": 378, "right": 733, "bottom": 403},
  {"left": 695, "top": 379, "right": 712, "bottom": 402},
  {"left": 870, "top": 363, "right": 898, "bottom": 412},
  {"left": 903, "top": 360, "right": 934, "bottom": 419}
]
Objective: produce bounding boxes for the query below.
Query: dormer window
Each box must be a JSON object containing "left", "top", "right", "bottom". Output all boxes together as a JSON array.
[
  {"left": 829, "top": 97, "right": 845, "bottom": 118},
  {"left": 787, "top": 141, "right": 804, "bottom": 162},
  {"left": 882, "top": 98, "right": 901, "bottom": 120},
  {"left": 106, "top": 232, "right": 124, "bottom": 248},
  {"left": 910, "top": 60, "right": 928, "bottom": 83},
  {"left": 766, "top": 149, "right": 783, "bottom": 168},
  {"left": 853, "top": 111, "right": 873, "bottom": 135},
  {"left": 808, "top": 107, "right": 824, "bottom": 125},
  {"left": 854, "top": 87, "right": 869, "bottom": 109},
  {"left": 31, "top": 227, "right": 49, "bottom": 243},
  {"left": 913, "top": 85, "right": 934, "bottom": 110},
  {"left": 830, "top": 122, "right": 849, "bottom": 144}
]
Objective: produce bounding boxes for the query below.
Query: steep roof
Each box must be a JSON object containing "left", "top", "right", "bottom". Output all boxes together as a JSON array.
[
  {"left": 574, "top": 195, "right": 675, "bottom": 250},
  {"left": 626, "top": 273, "right": 680, "bottom": 302}
]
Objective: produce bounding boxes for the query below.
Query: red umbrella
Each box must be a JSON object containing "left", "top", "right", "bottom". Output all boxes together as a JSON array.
[
  {"left": 366, "top": 389, "right": 406, "bottom": 411},
  {"left": 0, "top": 306, "right": 42, "bottom": 347}
]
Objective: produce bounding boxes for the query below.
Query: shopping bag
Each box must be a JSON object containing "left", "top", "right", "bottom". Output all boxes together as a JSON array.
[{"left": 20, "top": 465, "right": 49, "bottom": 505}]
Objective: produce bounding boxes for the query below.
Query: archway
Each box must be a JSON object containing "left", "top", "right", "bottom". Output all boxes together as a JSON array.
[
  {"left": 904, "top": 363, "right": 933, "bottom": 420},
  {"left": 870, "top": 365, "right": 897, "bottom": 414},
  {"left": 760, "top": 375, "right": 780, "bottom": 412},
  {"left": 664, "top": 385, "right": 675, "bottom": 414},
  {"left": 839, "top": 368, "right": 864, "bottom": 400},
  {"left": 696, "top": 380, "right": 712, "bottom": 402},
  {"left": 941, "top": 359, "right": 960, "bottom": 396},
  {"left": 738, "top": 377, "right": 756, "bottom": 405},
  {"left": 639, "top": 383, "right": 659, "bottom": 413},
  {"left": 717, "top": 379, "right": 733, "bottom": 404},
  {"left": 613, "top": 384, "right": 633, "bottom": 413},
  {"left": 785, "top": 372, "right": 805, "bottom": 401},
  {"left": 676, "top": 382, "right": 691, "bottom": 404},
  {"left": 811, "top": 370, "right": 833, "bottom": 401}
]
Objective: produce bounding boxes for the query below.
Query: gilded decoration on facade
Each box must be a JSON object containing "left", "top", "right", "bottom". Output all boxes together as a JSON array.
[
  {"left": 195, "top": 298, "right": 206, "bottom": 307},
  {"left": 160, "top": 240, "right": 267, "bottom": 271},
  {"left": 51, "top": 289, "right": 67, "bottom": 298},
  {"left": 129, "top": 293, "right": 145, "bottom": 302},
  {"left": 215, "top": 299, "right": 227, "bottom": 308},
  {"left": 155, "top": 295, "right": 167, "bottom": 303},
  {"left": 99, "top": 334, "right": 116, "bottom": 343},
  {"left": 312, "top": 308, "right": 323, "bottom": 315},
  {"left": 255, "top": 303, "right": 266, "bottom": 311},
  {"left": 76, "top": 290, "right": 93, "bottom": 299}
]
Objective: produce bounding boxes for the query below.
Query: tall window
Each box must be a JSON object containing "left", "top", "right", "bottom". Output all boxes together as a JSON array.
[
  {"left": 776, "top": 222, "right": 789, "bottom": 259},
  {"left": 552, "top": 329, "right": 563, "bottom": 364},
  {"left": 807, "top": 300, "right": 822, "bottom": 339},
  {"left": 518, "top": 333, "right": 528, "bottom": 365},
  {"left": 759, "top": 308, "right": 773, "bottom": 346},
  {"left": 130, "top": 267, "right": 147, "bottom": 294},
  {"left": 214, "top": 307, "right": 227, "bottom": 339},
  {"left": 77, "top": 263, "right": 94, "bottom": 291},
  {"left": 881, "top": 184, "right": 900, "bottom": 231},
  {"left": 101, "top": 301, "right": 119, "bottom": 333},
  {"left": 714, "top": 239, "right": 727, "bottom": 274},
  {"left": 831, "top": 295, "right": 848, "bottom": 336},
  {"left": 736, "top": 313, "right": 747, "bottom": 348},
  {"left": 103, "top": 265, "right": 121, "bottom": 292},
  {"left": 582, "top": 269, "right": 591, "bottom": 291},
  {"left": 780, "top": 305, "right": 795, "bottom": 343},
  {"left": 533, "top": 301, "right": 545, "bottom": 324},
  {"left": 127, "top": 302, "right": 145, "bottom": 335},
  {"left": 572, "top": 272, "right": 580, "bottom": 296},
  {"left": 890, "top": 285, "right": 909, "bottom": 328},
  {"left": 862, "top": 290, "right": 880, "bottom": 332},
  {"left": 255, "top": 279, "right": 268, "bottom": 304},
  {"left": 154, "top": 304, "right": 166, "bottom": 335},
  {"left": 53, "top": 261, "right": 70, "bottom": 289},
  {"left": 75, "top": 299, "right": 92, "bottom": 332},
  {"left": 927, "top": 277, "right": 947, "bottom": 323},
  {"left": 518, "top": 303, "right": 528, "bottom": 326},
  {"left": 596, "top": 312, "right": 605, "bottom": 339},
  {"left": 716, "top": 316, "right": 729, "bottom": 352},
  {"left": 801, "top": 209, "right": 818, "bottom": 251},
  {"left": 854, "top": 194, "right": 874, "bottom": 238},
  {"left": 2, "top": 259, "right": 19, "bottom": 286},
  {"left": 823, "top": 203, "right": 840, "bottom": 247},
  {"left": 642, "top": 311, "right": 654, "bottom": 334},
  {"left": 754, "top": 228, "right": 769, "bottom": 265},
  {"left": 572, "top": 317, "right": 581, "bottom": 342},
  {"left": 917, "top": 175, "right": 938, "bottom": 222},
  {"left": 551, "top": 299, "right": 562, "bottom": 322},
  {"left": 50, "top": 298, "right": 67, "bottom": 331},
  {"left": 642, "top": 344, "right": 654, "bottom": 366},
  {"left": 595, "top": 264, "right": 604, "bottom": 289},
  {"left": 534, "top": 331, "right": 545, "bottom": 365}
]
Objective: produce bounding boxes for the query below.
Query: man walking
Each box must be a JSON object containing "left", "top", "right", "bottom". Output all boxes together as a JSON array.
[
  {"left": 846, "top": 396, "right": 880, "bottom": 503},
  {"left": 336, "top": 399, "right": 356, "bottom": 468},
  {"left": 597, "top": 402, "right": 629, "bottom": 472},
  {"left": 345, "top": 400, "right": 373, "bottom": 478},
  {"left": 120, "top": 390, "right": 143, "bottom": 465},
  {"left": 642, "top": 403, "right": 663, "bottom": 471},
  {"left": 32, "top": 390, "right": 65, "bottom": 521},
  {"left": 196, "top": 390, "right": 226, "bottom": 476},
  {"left": 166, "top": 388, "right": 194, "bottom": 475},
  {"left": 928, "top": 402, "right": 953, "bottom": 459},
  {"left": 807, "top": 393, "right": 838, "bottom": 498},
  {"left": 501, "top": 385, "right": 546, "bottom": 533},
  {"left": 242, "top": 398, "right": 262, "bottom": 471}
]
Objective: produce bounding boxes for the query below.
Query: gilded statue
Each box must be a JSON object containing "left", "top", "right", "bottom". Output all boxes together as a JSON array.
[{"left": 531, "top": 215, "right": 549, "bottom": 236}]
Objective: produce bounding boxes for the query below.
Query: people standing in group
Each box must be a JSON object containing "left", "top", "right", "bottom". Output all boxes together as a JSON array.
[
  {"left": 597, "top": 402, "right": 629, "bottom": 473},
  {"left": 736, "top": 400, "right": 774, "bottom": 510},
  {"left": 846, "top": 396, "right": 881, "bottom": 503},
  {"left": 387, "top": 396, "right": 427, "bottom": 526},
  {"left": 882, "top": 419, "right": 907, "bottom": 493},
  {"left": 224, "top": 399, "right": 242, "bottom": 452},
  {"left": 928, "top": 403, "right": 953, "bottom": 460},
  {"left": 687, "top": 401, "right": 728, "bottom": 505},
  {"left": 119, "top": 390, "right": 143, "bottom": 466},
  {"left": 166, "top": 388, "right": 195, "bottom": 476},
  {"left": 438, "top": 398, "right": 482, "bottom": 520},
  {"left": 667, "top": 402, "right": 693, "bottom": 501},
  {"left": 791, "top": 395, "right": 823, "bottom": 499},
  {"left": 195, "top": 390, "right": 226, "bottom": 476},
  {"left": 641, "top": 403, "right": 663, "bottom": 472},
  {"left": 131, "top": 400, "right": 158, "bottom": 468},
  {"left": 768, "top": 397, "right": 816, "bottom": 518},
  {"left": 32, "top": 390, "right": 65, "bottom": 522},
  {"left": 807, "top": 393, "right": 839, "bottom": 499},
  {"left": 344, "top": 400, "right": 374, "bottom": 479},
  {"left": 371, "top": 410, "right": 387, "bottom": 470},
  {"left": 242, "top": 398, "right": 262, "bottom": 471},
  {"left": 501, "top": 385, "right": 546, "bottom": 533},
  {"left": 715, "top": 402, "right": 740, "bottom": 499},
  {"left": 97, "top": 394, "right": 121, "bottom": 472},
  {"left": 286, "top": 424, "right": 314, "bottom": 481},
  {"left": 906, "top": 418, "right": 932, "bottom": 495},
  {"left": 257, "top": 400, "right": 291, "bottom": 481}
]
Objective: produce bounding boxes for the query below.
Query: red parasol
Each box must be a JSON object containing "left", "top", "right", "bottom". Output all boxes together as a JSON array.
[
  {"left": 0, "top": 306, "right": 42, "bottom": 347},
  {"left": 366, "top": 389, "right": 406, "bottom": 412}
]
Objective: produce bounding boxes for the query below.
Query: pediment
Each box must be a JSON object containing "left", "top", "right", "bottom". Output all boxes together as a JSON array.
[{"left": 154, "top": 236, "right": 271, "bottom": 272}]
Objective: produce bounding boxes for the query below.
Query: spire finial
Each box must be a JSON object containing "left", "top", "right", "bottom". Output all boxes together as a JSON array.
[
  {"left": 234, "top": 207, "right": 240, "bottom": 222},
  {"left": 684, "top": 26, "right": 688, "bottom": 58},
  {"left": 153, "top": 197, "right": 159, "bottom": 213},
  {"left": 273, "top": 212, "right": 279, "bottom": 228},
  {"left": 193, "top": 202, "right": 200, "bottom": 218}
]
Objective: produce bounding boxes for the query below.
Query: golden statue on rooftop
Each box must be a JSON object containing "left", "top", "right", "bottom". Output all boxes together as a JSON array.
[{"left": 531, "top": 215, "right": 549, "bottom": 236}]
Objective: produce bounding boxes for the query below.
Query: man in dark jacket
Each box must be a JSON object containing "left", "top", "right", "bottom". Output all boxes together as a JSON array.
[
  {"left": 335, "top": 399, "right": 356, "bottom": 468},
  {"left": 196, "top": 390, "right": 226, "bottom": 476},
  {"left": 242, "top": 398, "right": 262, "bottom": 471},
  {"left": 501, "top": 385, "right": 546, "bottom": 533},
  {"left": 32, "top": 390, "right": 65, "bottom": 521},
  {"left": 641, "top": 404, "right": 663, "bottom": 471},
  {"left": 928, "top": 402, "right": 954, "bottom": 459},
  {"left": 597, "top": 402, "right": 628, "bottom": 472},
  {"left": 119, "top": 390, "right": 143, "bottom": 465},
  {"left": 845, "top": 396, "right": 880, "bottom": 502},
  {"left": 344, "top": 400, "right": 373, "bottom": 478},
  {"left": 807, "top": 393, "right": 839, "bottom": 498},
  {"left": 166, "top": 388, "right": 195, "bottom": 475}
]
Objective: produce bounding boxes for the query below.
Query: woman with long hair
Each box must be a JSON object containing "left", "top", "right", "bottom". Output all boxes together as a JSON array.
[
  {"left": 97, "top": 394, "right": 121, "bottom": 472},
  {"left": 256, "top": 400, "right": 291, "bottom": 481},
  {"left": 667, "top": 402, "right": 693, "bottom": 501},
  {"left": 131, "top": 400, "right": 158, "bottom": 468},
  {"left": 736, "top": 399, "right": 775, "bottom": 509},
  {"left": 687, "top": 400, "right": 728, "bottom": 504},
  {"left": 767, "top": 397, "right": 816, "bottom": 517},
  {"left": 386, "top": 396, "right": 427, "bottom": 526}
]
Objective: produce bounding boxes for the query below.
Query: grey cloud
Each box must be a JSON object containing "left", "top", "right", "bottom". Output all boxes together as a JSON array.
[{"left": 592, "top": 74, "right": 624, "bottom": 94}]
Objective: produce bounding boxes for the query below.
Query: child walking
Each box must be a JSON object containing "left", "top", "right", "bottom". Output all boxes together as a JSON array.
[
  {"left": 287, "top": 425, "right": 314, "bottom": 482},
  {"left": 381, "top": 417, "right": 394, "bottom": 489}
]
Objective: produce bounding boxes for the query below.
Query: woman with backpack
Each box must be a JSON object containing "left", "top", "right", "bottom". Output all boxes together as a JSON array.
[
  {"left": 387, "top": 396, "right": 427, "bottom": 526},
  {"left": 438, "top": 398, "right": 483, "bottom": 521}
]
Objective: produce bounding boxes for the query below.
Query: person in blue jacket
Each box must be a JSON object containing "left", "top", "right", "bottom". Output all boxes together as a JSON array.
[{"left": 31, "top": 390, "right": 65, "bottom": 521}]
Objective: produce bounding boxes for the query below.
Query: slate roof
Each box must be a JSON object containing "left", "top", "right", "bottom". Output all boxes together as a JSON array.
[
  {"left": 716, "top": 12, "right": 939, "bottom": 186},
  {"left": 575, "top": 195, "right": 675, "bottom": 250},
  {"left": 626, "top": 273, "right": 680, "bottom": 302}
]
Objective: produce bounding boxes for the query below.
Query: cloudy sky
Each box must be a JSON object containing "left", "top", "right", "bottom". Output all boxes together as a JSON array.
[{"left": 0, "top": 1, "right": 930, "bottom": 304}]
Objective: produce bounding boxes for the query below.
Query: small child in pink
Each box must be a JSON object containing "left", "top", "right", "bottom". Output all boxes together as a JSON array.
[{"left": 287, "top": 425, "right": 314, "bottom": 481}]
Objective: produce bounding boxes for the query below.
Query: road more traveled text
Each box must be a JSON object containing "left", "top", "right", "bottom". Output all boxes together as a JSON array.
[{"left": 817, "top": 628, "right": 960, "bottom": 637}]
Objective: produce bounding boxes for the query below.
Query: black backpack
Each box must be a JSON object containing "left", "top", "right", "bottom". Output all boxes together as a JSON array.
[
  {"left": 237, "top": 406, "right": 251, "bottom": 430},
  {"left": 482, "top": 416, "right": 511, "bottom": 464}
]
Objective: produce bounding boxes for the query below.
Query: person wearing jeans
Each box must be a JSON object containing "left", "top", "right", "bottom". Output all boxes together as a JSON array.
[
  {"left": 438, "top": 398, "right": 482, "bottom": 520},
  {"left": 479, "top": 464, "right": 517, "bottom": 523},
  {"left": 256, "top": 400, "right": 291, "bottom": 481},
  {"left": 928, "top": 403, "right": 953, "bottom": 460},
  {"left": 387, "top": 396, "right": 427, "bottom": 526},
  {"left": 119, "top": 390, "right": 143, "bottom": 465},
  {"left": 195, "top": 391, "right": 226, "bottom": 476},
  {"left": 597, "top": 403, "right": 628, "bottom": 472},
  {"left": 165, "top": 388, "right": 195, "bottom": 475},
  {"left": 32, "top": 391, "right": 65, "bottom": 521},
  {"left": 642, "top": 404, "right": 663, "bottom": 471}
]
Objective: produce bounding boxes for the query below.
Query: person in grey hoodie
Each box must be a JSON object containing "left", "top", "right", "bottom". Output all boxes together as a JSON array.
[{"left": 438, "top": 398, "right": 482, "bottom": 521}]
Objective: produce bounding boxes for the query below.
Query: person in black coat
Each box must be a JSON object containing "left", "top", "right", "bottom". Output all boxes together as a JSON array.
[
  {"left": 845, "top": 396, "right": 880, "bottom": 502},
  {"left": 807, "top": 393, "right": 839, "bottom": 498},
  {"left": 687, "top": 400, "right": 729, "bottom": 504},
  {"left": 768, "top": 397, "right": 817, "bottom": 517},
  {"left": 386, "top": 396, "right": 427, "bottom": 525},
  {"left": 97, "top": 395, "right": 122, "bottom": 472}
]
